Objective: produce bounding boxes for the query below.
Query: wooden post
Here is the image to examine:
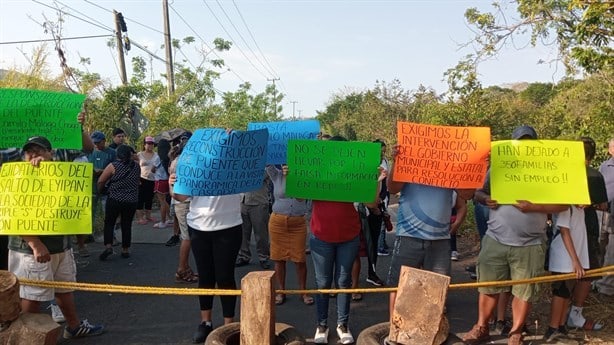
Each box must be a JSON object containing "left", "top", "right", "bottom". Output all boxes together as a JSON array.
[
  {"left": 240, "top": 271, "right": 275, "bottom": 345},
  {"left": 388, "top": 266, "right": 451, "bottom": 345},
  {"left": 0, "top": 271, "right": 61, "bottom": 345},
  {"left": 0, "top": 270, "right": 21, "bottom": 323}
]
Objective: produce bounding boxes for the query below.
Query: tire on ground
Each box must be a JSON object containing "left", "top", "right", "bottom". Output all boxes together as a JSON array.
[
  {"left": 205, "top": 322, "right": 305, "bottom": 345},
  {"left": 356, "top": 322, "right": 389, "bottom": 345},
  {"left": 357, "top": 318, "right": 449, "bottom": 345}
]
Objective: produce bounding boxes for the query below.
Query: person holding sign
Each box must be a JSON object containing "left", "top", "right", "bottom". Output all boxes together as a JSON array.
[
  {"left": 386, "top": 142, "right": 474, "bottom": 320},
  {"left": 310, "top": 136, "right": 385, "bottom": 345},
  {"left": 7, "top": 136, "right": 104, "bottom": 339},
  {"left": 463, "top": 126, "right": 567, "bottom": 345},
  {"left": 265, "top": 164, "right": 313, "bottom": 306},
  {"left": 169, "top": 175, "right": 243, "bottom": 343},
  {"left": 97, "top": 145, "right": 141, "bottom": 260}
]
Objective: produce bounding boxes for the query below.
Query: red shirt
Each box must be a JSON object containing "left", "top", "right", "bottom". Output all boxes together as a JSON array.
[{"left": 310, "top": 201, "right": 360, "bottom": 243}]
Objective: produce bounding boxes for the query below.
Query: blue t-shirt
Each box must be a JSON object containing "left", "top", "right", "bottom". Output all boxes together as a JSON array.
[{"left": 396, "top": 183, "right": 454, "bottom": 240}]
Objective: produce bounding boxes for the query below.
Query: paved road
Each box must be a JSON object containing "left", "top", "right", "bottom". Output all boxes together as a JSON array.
[{"left": 58, "top": 206, "right": 488, "bottom": 345}]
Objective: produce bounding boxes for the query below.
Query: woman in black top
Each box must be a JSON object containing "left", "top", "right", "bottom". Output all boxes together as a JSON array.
[{"left": 97, "top": 145, "right": 141, "bottom": 260}]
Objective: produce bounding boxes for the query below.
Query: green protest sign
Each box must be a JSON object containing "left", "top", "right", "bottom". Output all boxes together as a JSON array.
[
  {"left": 286, "top": 140, "right": 381, "bottom": 203},
  {"left": 0, "top": 88, "right": 86, "bottom": 149}
]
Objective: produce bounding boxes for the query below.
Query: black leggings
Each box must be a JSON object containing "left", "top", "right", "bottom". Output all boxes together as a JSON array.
[
  {"left": 137, "top": 178, "right": 155, "bottom": 210},
  {"left": 104, "top": 198, "right": 137, "bottom": 247},
  {"left": 366, "top": 212, "right": 383, "bottom": 276},
  {"left": 190, "top": 225, "right": 242, "bottom": 318}
]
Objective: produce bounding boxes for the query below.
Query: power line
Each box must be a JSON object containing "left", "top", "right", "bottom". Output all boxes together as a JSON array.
[
  {"left": 231, "top": 0, "right": 279, "bottom": 78},
  {"left": 168, "top": 4, "right": 246, "bottom": 84},
  {"left": 0, "top": 34, "right": 112, "bottom": 45},
  {"left": 31, "top": 0, "right": 113, "bottom": 33},
  {"left": 54, "top": 0, "right": 112, "bottom": 32},
  {"left": 201, "top": 0, "right": 271, "bottom": 80},
  {"left": 83, "top": 0, "right": 165, "bottom": 35},
  {"left": 215, "top": 0, "right": 276, "bottom": 78}
]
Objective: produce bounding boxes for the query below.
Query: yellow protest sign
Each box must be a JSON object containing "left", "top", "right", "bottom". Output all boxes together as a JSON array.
[
  {"left": 394, "top": 122, "right": 491, "bottom": 188},
  {"left": 0, "top": 162, "right": 93, "bottom": 235},
  {"left": 490, "top": 140, "right": 589, "bottom": 204}
]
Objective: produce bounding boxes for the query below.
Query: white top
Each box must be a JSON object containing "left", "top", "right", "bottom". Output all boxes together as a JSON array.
[
  {"left": 187, "top": 194, "right": 242, "bottom": 231},
  {"left": 153, "top": 155, "right": 168, "bottom": 181},
  {"left": 549, "top": 206, "right": 590, "bottom": 273},
  {"left": 138, "top": 151, "right": 159, "bottom": 181}
]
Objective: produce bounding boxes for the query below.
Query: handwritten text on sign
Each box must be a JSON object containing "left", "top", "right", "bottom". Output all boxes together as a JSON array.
[
  {"left": 285, "top": 140, "right": 381, "bottom": 203},
  {"left": 490, "top": 140, "right": 589, "bottom": 204},
  {"left": 394, "top": 122, "right": 491, "bottom": 188},
  {"left": 248, "top": 119, "right": 320, "bottom": 164},
  {"left": 0, "top": 162, "right": 93, "bottom": 235},
  {"left": 174, "top": 128, "right": 268, "bottom": 196},
  {"left": 0, "top": 88, "right": 86, "bottom": 149}
]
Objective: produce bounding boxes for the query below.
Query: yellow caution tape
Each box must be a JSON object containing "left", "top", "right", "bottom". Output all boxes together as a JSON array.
[{"left": 15, "top": 265, "right": 614, "bottom": 296}]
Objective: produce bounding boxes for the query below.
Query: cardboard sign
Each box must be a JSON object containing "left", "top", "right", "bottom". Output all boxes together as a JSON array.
[
  {"left": 0, "top": 88, "right": 86, "bottom": 149},
  {"left": 174, "top": 128, "right": 268, "bottom": 196},
  {"left": 286, "top": 139, "right": 381, "bottom": 203},
  {"left": 394, "top": 122, "right": 491, "bottom": 188},
  {"left": 0, "top": 162, "right": 93, "bottom": 235},
  {"left": 490, "top": 140, "right": 590, "bottom": 204},
  {"left": 248, "top": 120, "right": 320, "bottom": 164}
]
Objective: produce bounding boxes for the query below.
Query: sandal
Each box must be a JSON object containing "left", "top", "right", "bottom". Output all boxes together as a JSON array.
[
  {"left": 351, "top": 293, "right": 362, "bottom": 301},
  {"left": 275, "top": 294, "right": 286, "bottom": 305},
  {"left": 302, "top": 295, "right": 314, "bottom": 305},
  {"left": 176, "top": 269, "right": 198, "bottom": 283},
  {"left": 136, "top": 219, "right": 148, "bottom": 225}
]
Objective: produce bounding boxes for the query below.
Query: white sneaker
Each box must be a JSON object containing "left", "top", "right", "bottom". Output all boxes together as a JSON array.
[
  {"left": 48, "top": 303, "right": 65, "bottom": 323},
  {"left": 165, "top": 219, "right": 174, "bottom": 225},
  {"left": 451, "top": 251, "right": 459, "bottom": 261},
  {"left": 153, "top": 222, "right": 168, "bottom": 229},
  {"left": 336, "top": 324, "right": 354, "bottom": 344},
  {"left": 314, "top": 325, "right": 329, "bottom": 344}
]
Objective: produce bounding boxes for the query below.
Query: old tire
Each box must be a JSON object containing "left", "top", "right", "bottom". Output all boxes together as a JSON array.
[
  {"left": 205, "top": 322, "right": 305, "bottom": 345},
  {"left": 357, "top": 317, "right": 449, "bottom": 345},
  {"left": 356, "top": 322, "right": 389, "bottom": 345}
]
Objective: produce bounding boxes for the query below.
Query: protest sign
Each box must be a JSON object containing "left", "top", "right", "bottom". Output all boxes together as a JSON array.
[
  {"left": 0, "top": 162, "right": 93, "bottom": 235},
  {"left": 286, "top": 139, "right": 380, "bottom": 203},
  {"left": 174, "top": 128, "right": 268, "bottom": 196},
  {"left": 248, "top": 120, "right": 320, "bottom": 164},
  {"left": 0, "top": 88, "right": 86, "bottom": 149},
  {"left": 490, "top": 140, "right": 589, "bottom": 204},
  {"left": 394, "top": 122, "right": 491, "bottom": 188}
]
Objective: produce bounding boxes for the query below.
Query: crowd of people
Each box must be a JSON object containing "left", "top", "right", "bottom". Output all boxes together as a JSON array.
[{"left": 1, "top": 119, "right": 613, "bottom": 345}]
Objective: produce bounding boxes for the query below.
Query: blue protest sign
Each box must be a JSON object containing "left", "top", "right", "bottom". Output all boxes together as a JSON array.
[
  {"left": 174, "top": 128, "right": 268, "bottom": 196},
  {"left": 247, "top": 120, "right": 320, "bottom": 164}
]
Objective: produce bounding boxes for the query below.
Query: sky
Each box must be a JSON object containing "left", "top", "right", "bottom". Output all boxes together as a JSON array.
[{"left": 0, "top": 0, "right": 565, "bottom": 119}]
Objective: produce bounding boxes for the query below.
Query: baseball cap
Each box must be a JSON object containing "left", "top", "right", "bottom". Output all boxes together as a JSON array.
[
  {"left": 91, "top": 131, "right": 106, "bottom": 143},
  {"left": 511, "top": 125, "right": 538, "bottom": 140},
  {"left": 145, "top": 136, "right": 155, "bottom": 144},
  {"left": 23, "top": 136, "right": 52, "bottom": 151}
]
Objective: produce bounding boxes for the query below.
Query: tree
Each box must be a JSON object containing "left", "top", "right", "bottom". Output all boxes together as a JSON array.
[{"left": 463, "top": 0, "right": 613, "bottom": 74}]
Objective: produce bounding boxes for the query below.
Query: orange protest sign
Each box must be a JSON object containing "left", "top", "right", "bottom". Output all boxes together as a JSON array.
[{"left": 393, "top": 122, "right": 491, "bottom": 188}]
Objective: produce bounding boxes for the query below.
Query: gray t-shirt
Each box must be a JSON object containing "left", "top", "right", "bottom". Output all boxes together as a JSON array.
[{"left": 481, "top": 170, "right": 547, "bottom": 246}]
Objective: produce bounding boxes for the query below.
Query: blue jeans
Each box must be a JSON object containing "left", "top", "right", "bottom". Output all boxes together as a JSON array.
[{"left": 310, "top": 234, "right": 359, "bottom": 327}]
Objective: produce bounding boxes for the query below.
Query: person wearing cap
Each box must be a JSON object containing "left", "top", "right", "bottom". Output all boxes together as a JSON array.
[
  {"left": 83, "top": 131, "right": 117, "bottom": 256},
  {"left": 7, "top": 136, "right": 104, "bottom": 339},
  {"left": 1, "top": 111, "right": 92, "bottom": 270},
  {"left": 463, "top": 125, "right": 567, "bottom": 345},
  {"left": 108, "top": 128, "right": 126, "bottom": 150},
  {"left": 136, "top": 136, "right": 159, "bottom": 224}
]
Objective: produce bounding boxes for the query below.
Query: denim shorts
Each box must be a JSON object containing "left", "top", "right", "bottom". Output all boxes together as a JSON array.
[{"left": 386, "top": 236, "right": 451, "bottom": 286}]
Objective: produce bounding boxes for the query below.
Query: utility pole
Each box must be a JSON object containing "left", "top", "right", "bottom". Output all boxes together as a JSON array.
[
  {"left": 162, "top": 0, "right": 175, "bottom": 96},
  {"left": 290, "top": 101, "right": 298, "bottom": 119},
  {"left": 267, "top": 78, "right": 280, "bottom": 117},
  {"left": 113, "top": 10, "right": 127, "bottom": 85},
  {"left": 298, "top": 110, "right": 302, "bottom": 119}
]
